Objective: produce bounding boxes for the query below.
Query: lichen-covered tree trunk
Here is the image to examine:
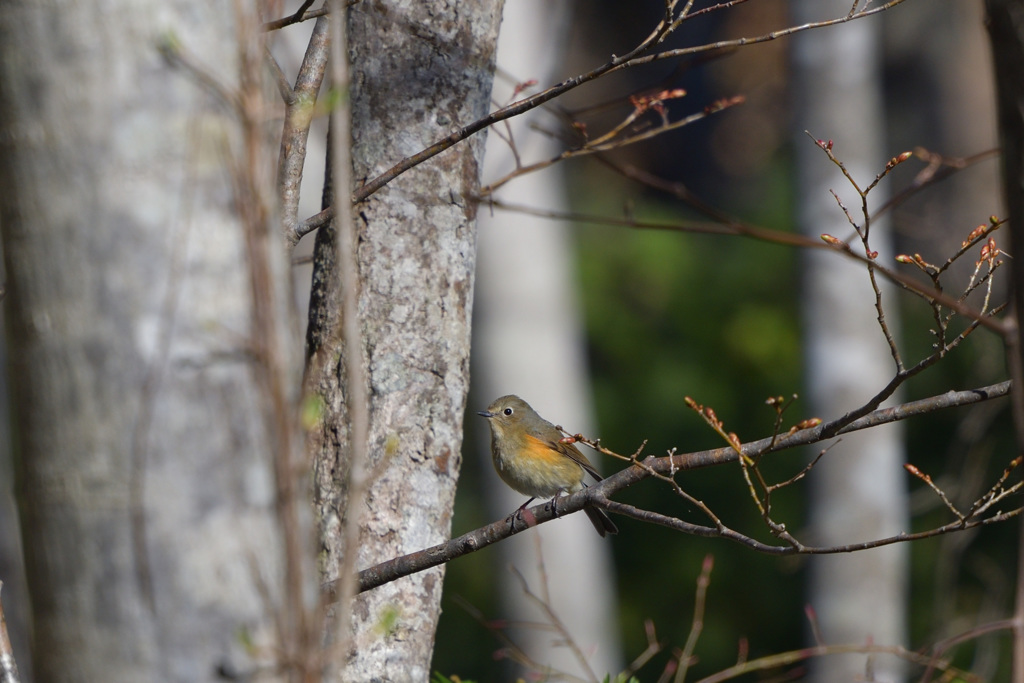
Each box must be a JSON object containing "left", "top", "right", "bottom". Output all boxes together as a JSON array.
[
  {"left": 0, "top": 3, "right": 291, "bottom": 681},
  {"left": 304, "top": 1, "right": 503, "bottom": 679}
]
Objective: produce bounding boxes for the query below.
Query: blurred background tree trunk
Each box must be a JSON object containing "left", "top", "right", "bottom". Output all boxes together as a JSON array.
[
  {"left": 985, "top": 2, "right": 1024, "bottom": 677},
  {"left": 791, "top": 2, "right": 908, "bottom": 681},
  {"left": 0, "top": 2, "right": 296, "bottom": 681},
  {"left": 472, "top": 1, "right": 623, "bottom": 679}
]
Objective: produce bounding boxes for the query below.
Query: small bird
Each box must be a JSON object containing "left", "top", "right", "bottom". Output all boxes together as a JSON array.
[{"left": 478, "top": 395, "right": 618, "bottom": 537}]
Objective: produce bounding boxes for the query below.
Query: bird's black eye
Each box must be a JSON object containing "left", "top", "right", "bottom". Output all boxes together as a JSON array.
[{"left": 503, "top": 407, "right": 514, "bottom": 416}]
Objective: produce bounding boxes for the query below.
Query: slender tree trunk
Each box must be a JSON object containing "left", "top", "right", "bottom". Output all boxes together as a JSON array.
[
  {"left": 791, "top": 3, "right": 908, "bottom": 680},
  {"left": 304, "top": 1, "right": 503, "bottom": 679}
]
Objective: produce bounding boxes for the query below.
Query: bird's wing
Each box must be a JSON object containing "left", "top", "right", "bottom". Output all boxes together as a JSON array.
[{"left": 534, "top": 433, "right": 603, "bottom": 482}]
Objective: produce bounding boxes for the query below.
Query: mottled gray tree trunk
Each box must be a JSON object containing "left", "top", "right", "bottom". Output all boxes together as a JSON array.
[
  {"left": 0, "top": 3, "right": 292, "bottom": 681},
  {"left": 304, "top": 1, "right": 503, "bottom": 679}
]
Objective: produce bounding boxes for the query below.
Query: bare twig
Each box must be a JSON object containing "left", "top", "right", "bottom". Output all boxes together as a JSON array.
[
  {"left": 293, "top": 206, "right": 334, "bottom": 244},
  {"left": 480, "top": 96, "right": 743, "bottom": 196},
  {"left": 673, "top": 555, "right": 714, "bottom": 683},
  {"left": 347, "top": 380, "right": 1016, "bottom": 594},
  {"left": 483, "top": 198, "right": 1008, "bottom": 337},
  {"left": 230, "top": 2, "right": 314, "bottom": 675},
  {"left": 509, "top": 566, "right": 601, "bottom": 683},
  {"left": 872, "top": 147, "right": 999, "bottom": 220},
  {"left": 263, "top": 1, "right": 327, "bottom": 32},
  {"left": 348, "top": 0, "right": 909, "bottom": 204},
  {"left": 695, "top": 642, "right": 972, "bottom": 683},
  {"left": 264, "top": 45, "right": 294, "bottom": 102},
  {"left": 920, "top": 618, "right": 1019, "bottom": 683},
  {"left": 327, "top": 0, "right": 371, "bottom": 674},
  {"left": 278, "top": 15, "right": 330, "bottom": 246},
  {"left": 157, "top": 34, "right": 242, "bottom": 114}
]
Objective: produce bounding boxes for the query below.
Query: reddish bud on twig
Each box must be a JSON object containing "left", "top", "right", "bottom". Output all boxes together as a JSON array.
[
  {"left": 795, "top": 418, "right": 822, "bottom": 430},
  {"left": 630, "top": 88, "right": 686, "bottom": 115},
  {"left": 737, "top": 637, "right": 749, "bottom": 663},
  {"left": 904, "top": 463, "right": 932, "bottom": 483},
  {"left": 978, "top": 237, "right": 1001, "bottom": 265},
  {"left": 962, "top": 224, "right": 988, "bottom": 248},
  {"left": 511, "top": 79, "right": 538, "bottom": 98},
  {"left": 886, "top": 151, "right": 913, "bottom": 169},
  {"left": 703, "top": 408, "right": 723, "bottom": 430},
  {"left": 704, "top": 95, "right": 744, "bottom": 114},
  {"left": 558, "top": 435, "right": 577, "bottom": 445},
  {"left": 820, "top": 234, "right": 844, "bottom": 246},
  {"left": 895, "top": 254, "right": 914, "bottom": 264},
  {"left": 867, "top": 250, "right": 878, "bottom": 259}
]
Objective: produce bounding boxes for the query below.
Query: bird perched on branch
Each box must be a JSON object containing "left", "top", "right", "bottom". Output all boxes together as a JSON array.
[{"left": 478, "top": 395, "right": 618, "bottom": 537}]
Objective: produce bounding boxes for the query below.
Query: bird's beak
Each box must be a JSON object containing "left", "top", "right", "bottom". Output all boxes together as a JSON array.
[{"left": 477, "top": 410, "right": 494, "bottom": 418}]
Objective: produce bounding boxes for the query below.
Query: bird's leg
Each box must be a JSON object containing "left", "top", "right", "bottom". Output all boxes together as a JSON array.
[
  {"left": 547, "top": 490, "right": 565, "bottom": 517},
  {"left": 507, "top": 497, "right": 536, "bottom": 531}
]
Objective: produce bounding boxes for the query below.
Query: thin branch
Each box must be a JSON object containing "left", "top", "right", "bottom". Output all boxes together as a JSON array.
[
  {"left": 278, "top": 15, "right": 330, "bottom": 246},
  {"left": 263, "top": 2, "right": 327, "bottom": 32},
  {"left": 346, "top": 380, "right": 1015, "bottom": 594},
  {"left": 509, "top": 566, "right": 601, "bottom": 683},
  {"left": 158, "top": 35, "right": 243, "bottom": 114},
  {"left": 327, "top": 0, "right": 371, "bottom": 673},
  {"left": 695, "top": 642, "right": 972, "bottom": 683},
  {"left": 873, "top": 147, "right": 1000, "bottom": 220},
  {"left": 349, "top": 0, "right": 909, "bottom": 204},
  {"left": 673, "top": 555, "right": 714, "bottom": 683},
  {"left": 484, "top": 198, "right": 1009, "bottom": 336},
  {"left": 294, "top": 206, "right": 334, "bottom": 244},
  {"left": 480, "top": 96, "right": 743, "bottom": 197},
  {"left": 264, "top": 45, "right": 293, "bottom": 102},
  {"left": 921, "top": 618, "right": 1020, "bottom": 683}
]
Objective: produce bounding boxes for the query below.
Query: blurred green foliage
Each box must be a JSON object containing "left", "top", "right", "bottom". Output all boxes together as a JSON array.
[
  {"left": 435, "top": 150, "right": 1017, "bottom": 681},
  {"left": 434, "top": 4, "right": 1018, "bottom": 680}
]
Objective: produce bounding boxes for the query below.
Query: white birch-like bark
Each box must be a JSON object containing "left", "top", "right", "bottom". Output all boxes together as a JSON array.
[
  {"left": 0, "top": 3, "right": 292, "bottom": 681},
  {"left": 791, "top": 3, "right": 908, "bottom": 681}
]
